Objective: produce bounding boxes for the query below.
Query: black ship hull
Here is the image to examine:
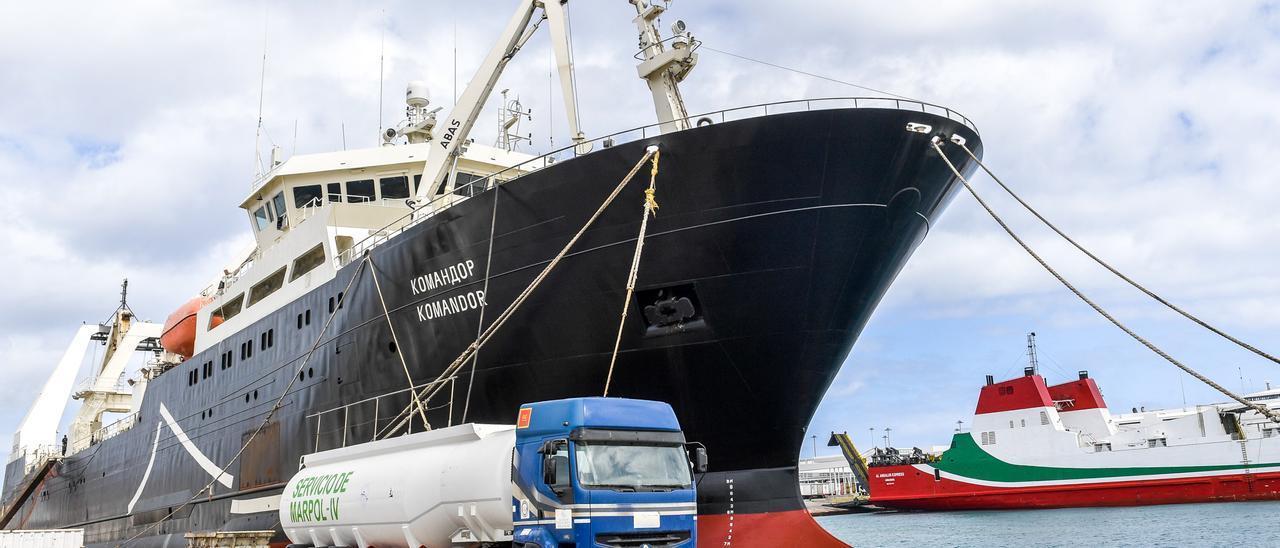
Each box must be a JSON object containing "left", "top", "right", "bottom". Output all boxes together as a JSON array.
[{"left": 3, "top": 106, "right": 980, "bottom": 547}]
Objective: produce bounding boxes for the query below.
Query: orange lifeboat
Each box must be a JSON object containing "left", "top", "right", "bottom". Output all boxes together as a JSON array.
[{"left": 160, "top": 296, "right": 211, "bottom": 359}]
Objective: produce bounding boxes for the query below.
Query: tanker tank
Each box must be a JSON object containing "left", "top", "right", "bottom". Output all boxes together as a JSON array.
[{"left": 280, "top": 423, "right": 516, "bottom": 547}]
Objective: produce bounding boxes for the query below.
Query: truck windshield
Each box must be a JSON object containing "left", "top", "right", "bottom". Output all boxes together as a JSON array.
[{"left": 574, "top": 443, "right": 692, "bottom": 490}]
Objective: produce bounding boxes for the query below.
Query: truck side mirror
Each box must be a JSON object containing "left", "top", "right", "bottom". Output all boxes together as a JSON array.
[{"left": 692, "top": 446, "right": 708, "bottom": 473}]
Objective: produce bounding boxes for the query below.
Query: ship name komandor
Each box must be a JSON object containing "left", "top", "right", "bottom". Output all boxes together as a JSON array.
[
  {"left": 409, "top": 259, "right": 477, "bottom": 295},
  {"left": 417, "top": 290, "right": 487, "bottom": 322}
]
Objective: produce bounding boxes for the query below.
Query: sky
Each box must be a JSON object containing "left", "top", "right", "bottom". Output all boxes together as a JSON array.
[{"left": 1, "top": 1, "right": 1279, "bottom": 466}]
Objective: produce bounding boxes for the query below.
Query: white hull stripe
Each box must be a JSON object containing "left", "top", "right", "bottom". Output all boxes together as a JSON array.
[
  {"left": 127, "top": 403, "right": 236, "bottom": 513},
  {"left": 158, "top": 404, "right": 235, "bottom": 488},
  {"left": 915, "top": 462, "right": 1280, "bottom": 489},
  {"left": 126, "top": 422, "right": 164, "bottom": 513},
  {"left": 229, "top": 494, "right": 282, "bottom": 514}
]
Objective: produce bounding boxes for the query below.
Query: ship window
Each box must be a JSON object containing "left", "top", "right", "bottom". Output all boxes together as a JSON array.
[
  {"left": 337, "top": 291, "right": 344, "bottom": 309},
  {"left": 252, "top": 206, "right": 270, "bottom": 232},
  {"left": 1009, "top": 420, "right": 1014, "bottom": 429},
  {"left": 248, "top": 267, "right": 287, "bottom": 306},
  {"left": 208, "top": 294, "right": 244, "bottom": 329},
  {"left": 293, "top": 184, "right": 323, "bottom": 208},
  {"left": 1148, "top": 438, "right": 1167, "bottom": 448},
  {"left": 346, "top": 179, "right": 375, "bottom": 203},
  {"left": 297, "top": 313, "right": 303, "bottom": 329},
  {"left": 272, "top": 192, "right": 287, "bottom": 221},
  {"left": 412, "top": 174, "right": 422, "bottom": 195},
  {"left": 1095, "top": 443, "right": 1112, "bottom": 452},
  {"left": 240, "top": 341, "right": 245, "bottom": 360},
  {"left": 305, "top": 309, "right": 311, "bottom": 325},
  {"left": 380, "top": 176, "right": 410, "bottom": 200},
  {"left": 454, "top": 172, "right": 485, "bottom": 197},
  {"left": 1020, "top": 419, "right": 1026, "bottom": 428},
  {"left": 290, "top": 245, "right": 326, "bottom": 281},
  {"left": 328, "top": 297, "right": 335, "bottom": 314},
  {"left": 1040, "top": 411, "right": 1050, "bottom": 425},
  {"left": 247, "top": 339, "right": 254, "bottom": 358},
  {"left": 268, "top": 328, "right": 274, "bottom": 347},
  {"left": 326, "top": 182, "right": 342, "bottom": 203}
]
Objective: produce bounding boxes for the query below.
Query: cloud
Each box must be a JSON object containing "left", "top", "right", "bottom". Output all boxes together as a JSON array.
[{"left": 2, "top": 1, "right": 1279, "bottom": 466}]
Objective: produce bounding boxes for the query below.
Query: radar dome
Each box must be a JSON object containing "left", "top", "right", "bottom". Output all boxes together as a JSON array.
[{"left": 406, "top": 81, "right": 430, "bottom": 107}]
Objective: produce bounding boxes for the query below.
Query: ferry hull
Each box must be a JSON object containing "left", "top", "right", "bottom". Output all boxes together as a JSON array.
[
  {"left": 3, "top": 107, "right": 979, "bottom": 547},
  {"left": 871, "top": 464, "right": 1280, "bottom": 511}
]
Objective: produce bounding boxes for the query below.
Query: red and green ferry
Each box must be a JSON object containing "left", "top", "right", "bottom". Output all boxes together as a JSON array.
[{"left": 868, "top": 368, "right": 1280, "bottom": 510}]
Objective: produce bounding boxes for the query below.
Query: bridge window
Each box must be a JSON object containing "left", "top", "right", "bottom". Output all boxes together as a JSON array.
[
  {"left": 326, "top": 182, "right": 342, "bottom": 203},
  {"left": 272, "top": 192, "right": 287, "bottom": 225},
  {"left": 380, "top": 176, "right": 409, "bottom": 200},
  {"left": 290, "top": 244, "right": 326, "bottom": 281},
  {"left": 346, "top": 179, "right": 375, "bottom": 203},
  {"left": 248, "top": 267, "right": 287, "bottom": 306},
  {"left": 412, "top": 174, "right": 422, "bottom": 195},
  {"left": 252, "top": 206, "right": 270, "bottom": 232},
  {"left": 454, "top": 172, "right": 485, "bottom": 197},
  {"left": 293, "top": 184, "right": 323, "bottom": 208}
]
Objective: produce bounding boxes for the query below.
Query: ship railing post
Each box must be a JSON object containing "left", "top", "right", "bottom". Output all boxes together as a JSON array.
[
  {"left": 372, "top": 398, "right": 379, "bottom": 443},
  {"left": 448, "top": 376, "right": 456, "bottom": 427},
  {"left": 314, "top": 413, "right": 322, "bottom": 453},
  {"left": 342, "top": 407, "right": 349, "bottom": 448}
]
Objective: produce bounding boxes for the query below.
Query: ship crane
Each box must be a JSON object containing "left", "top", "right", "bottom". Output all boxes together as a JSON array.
[{"left": 410, "top": 0, "right": 697, "bottom": 204}]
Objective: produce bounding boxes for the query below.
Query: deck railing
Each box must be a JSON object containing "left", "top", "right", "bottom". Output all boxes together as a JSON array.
[
  {"left": 334, "top": 96, "right": 978, "bottom": 267},
  {"left": 305, "top": 376, "right": 458, "bottom": 452}
]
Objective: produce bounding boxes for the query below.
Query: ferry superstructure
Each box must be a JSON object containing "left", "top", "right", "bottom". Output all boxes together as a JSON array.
[{"left": 2, "top": 2, "right": 981, "bottom": 545}]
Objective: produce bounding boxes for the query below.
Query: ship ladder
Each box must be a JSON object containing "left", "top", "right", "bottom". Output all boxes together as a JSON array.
[
  {"left": 375, "top": 147, "right": 662, "bottom": 440},
  {"left": 929, "top": 136, "right": 1280, "bottom": 424}
]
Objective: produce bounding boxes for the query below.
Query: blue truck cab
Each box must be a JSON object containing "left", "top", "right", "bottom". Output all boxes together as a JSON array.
[{"left": 510, "top": 397, "right": 706, "bottom": 548}]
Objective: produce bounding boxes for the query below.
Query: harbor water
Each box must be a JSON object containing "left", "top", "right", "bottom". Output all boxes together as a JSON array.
[{"left": 816, "top": 501, "right": 1280, "bottom": 547}]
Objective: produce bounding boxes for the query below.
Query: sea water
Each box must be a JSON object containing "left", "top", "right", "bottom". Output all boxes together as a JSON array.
[{"left": 816, "top": 501, "right": 1280, "bottom": 547}]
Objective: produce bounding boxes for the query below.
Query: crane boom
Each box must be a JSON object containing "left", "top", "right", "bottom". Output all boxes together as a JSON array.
[
  {"left": 415, "top": 0, "right": 591, "bottom": 203},
  {"left": 414, "top": 0, "right": 696, "bottom": 204}
]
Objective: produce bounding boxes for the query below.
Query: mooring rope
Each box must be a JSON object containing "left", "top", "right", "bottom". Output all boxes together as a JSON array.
[
  {"left": 365, "top": 254, "right": 430, "bottom": 427},
  {"left": 930, "top": 136, "right": 1279, "bottom": 423},
  {"left": 120, "top": 259, "right": 371, "bottom": 546},
  {"left": 604, "top": 147, "right": 661, "bottom": 396},
  {"left": 377, "top": 147, "right": 660, "bottom": 439},
  {"left": 955, "top": 142, "right": 1280, "bottom": 368}
]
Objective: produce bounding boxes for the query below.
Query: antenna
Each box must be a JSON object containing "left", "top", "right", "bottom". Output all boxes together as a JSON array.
[
  {"left": 252, "top": 4, "right": 270, "bottom": 178},
  {"left": 1026, "top": 332, "right": 1039, "bottom": 375},
  {"left": 341, "top": 122, "right": 347, "bottom": 151},
  {"left": 378, "top": 13, "right": 386, "bottom": 147}
]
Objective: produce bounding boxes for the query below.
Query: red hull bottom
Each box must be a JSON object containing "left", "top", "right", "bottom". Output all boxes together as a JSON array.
[
  {"left": 697, "top": 509, "right": 846, "bottom": 547},
  {"left": 872, "top": 467, "right": 1280, "bottom": 511}
]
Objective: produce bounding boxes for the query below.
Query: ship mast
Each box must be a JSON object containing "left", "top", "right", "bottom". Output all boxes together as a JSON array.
[
  {"left": 1027, "top": 331, "right": 1039, "bottom": 375},
  {"left": 630, "top": 0, "right": 698, "bottom": 133}
]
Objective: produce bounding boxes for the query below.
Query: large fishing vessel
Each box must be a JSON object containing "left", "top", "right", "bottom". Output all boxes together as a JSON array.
[
  {"left": 2, "top": 2, "right": 980, "bottom": 546},
  {"left": 869, "top": 360, "right": 1280, "bottom": 510}
]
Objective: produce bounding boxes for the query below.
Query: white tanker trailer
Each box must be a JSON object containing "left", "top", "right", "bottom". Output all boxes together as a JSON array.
[{"left": 280, "top": 397, "right": 705, "bottom": 548}]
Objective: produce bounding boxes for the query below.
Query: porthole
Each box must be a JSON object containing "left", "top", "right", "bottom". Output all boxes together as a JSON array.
[
  {"left": 388, "top": 341, "right": 397, "bottom": 354},
  {"left": 308, "top": 368, "right": 314, "bottom": 379},
  {"left": 245, "top": 393, "right": 250, "bottom": 403},
  {"left": 253, "top": 390, "right": 258, "bottom": 400},
  {"left": 298, "top": 371, "right": 305, "bottom": 382}
]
